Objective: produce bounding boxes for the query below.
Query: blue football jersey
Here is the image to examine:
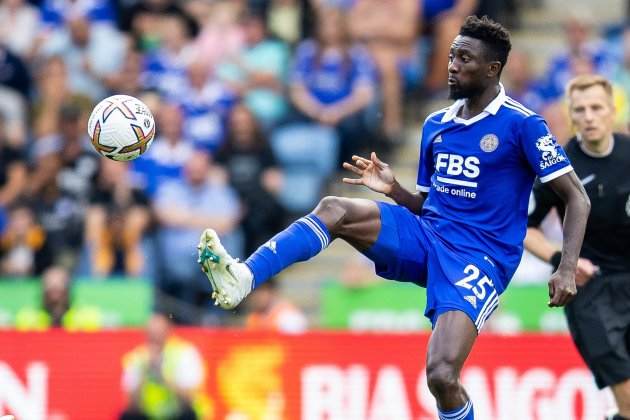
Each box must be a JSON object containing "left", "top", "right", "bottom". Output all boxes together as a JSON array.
[{"left": 416, "top": 84, "right": 573, "bottom": 290}]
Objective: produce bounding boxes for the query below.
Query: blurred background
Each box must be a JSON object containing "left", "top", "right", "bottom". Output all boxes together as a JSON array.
[{"left": 0, "top": 0, "right": 630, "bottom": 418}]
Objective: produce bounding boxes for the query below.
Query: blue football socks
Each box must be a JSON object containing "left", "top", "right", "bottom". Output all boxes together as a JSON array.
[
  {"left": 438, "top": 400, "right": 474, "bottom": 420},
  {"left": 244, "top": 214, "right": 331, "bottom": 288}
]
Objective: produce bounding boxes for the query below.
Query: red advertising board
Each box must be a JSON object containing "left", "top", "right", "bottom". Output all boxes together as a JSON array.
[{"left": 0, "top": 330, "right": 612, "bottom": 420}]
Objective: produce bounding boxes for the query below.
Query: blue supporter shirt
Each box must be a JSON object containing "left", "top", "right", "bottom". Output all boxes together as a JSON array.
[
  {"left": 40, "top": 0, "right": 115, "bottom": 27},
  {"left": 130, "top": 139, "right": 194, "bottom": 198},
  {"left": 174, "top": 81, "right": 236, "bottom": 154},
  {"left": 290, "top": 40, "right": 376, "bottom": 104},
  {"left": 141, "top": 49, "right": 190, "bottom": 99},
  {"left": 543, "top": 43, "right": 616, "bottom": 101},
  {"left": 416, "top": 84, "right": 573, "bottom": 290}
]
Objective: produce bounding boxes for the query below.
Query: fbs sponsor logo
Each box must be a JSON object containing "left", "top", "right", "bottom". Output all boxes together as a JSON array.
[{"left": 536, "top": 134, "right": 566, "bottom": 169}]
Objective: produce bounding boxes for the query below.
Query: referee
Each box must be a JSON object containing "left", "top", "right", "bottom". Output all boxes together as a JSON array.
[{"left": 525, "top": 74, "right": 630, "bottom": 420}]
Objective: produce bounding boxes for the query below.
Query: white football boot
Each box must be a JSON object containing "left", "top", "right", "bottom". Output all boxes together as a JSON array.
[{"left": 197, "top": 229, "right": 253, "bottom": 309}]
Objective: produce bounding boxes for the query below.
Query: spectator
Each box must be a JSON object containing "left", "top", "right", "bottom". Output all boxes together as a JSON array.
[
  {"left": 0, "top": 44, "right": 31, "bottom": 100},
  {"left": 0, "top": 0, "right": 40, "bottom": 57},
  {"left": 83, "top": 159, "right": 152, "bottom": 278},
  {"left": 217, "top": 9, "right": 290, "bottom": 129},
  {"left": 29, "top": 102, "right": 100, "bottom": 268},
  {"left": 141, "top": 13, "right": 196, "bottom": 99},
  {"left": 192, "top": 0, "right": 244, "bottom": 70},
  {"left": 267, "top": 0, "right": 315, "bottom": 45},
  {"left": 503, "top": 49, "right": 547, "bottom": 113},
  {"left": 0, "top": 113, "right": 28, "bottom": 209},
  {"left": 217, "top": 104, "right": 286, "bottom": 254},
  {"left": 0, "top": 44, "right": 30, "bottom": 146},
  {"left": 422, "top": 0, "right": 479, "bottom": 93},
  {"left": 612, "top": 26, "right": 630, "bottom": 128},
  {"left": 245, "top": 277, "right": 307, "bottom": 333},
  {"left": 15, "top": 266, "right": 70, "bottom": 330},
  {"left": 29, "top": 101, "right": 98, "bottom": 202},
  {"left": 32, "top": 55, "right": 74, "bottom": 138},
  {"left": 14, "top": 265, "right": 105, "bottom": 330},
  {"left": 543, "top": 11, "right": 616, "bottom": 102},
  {"left": 130, "top": 103, "right": 194, "bottom": 198},
  {"left": 40, "top": 14, "right": 127, "bottom": 101},
  {"left": 0, "top": 202, "right": 47, "bottom": 276},
  {"left": 104, "top": 49, "right": 145, "bottom": 97},
  {"left": 0, "top": 85, "right": 27, "bottom": 147},
  {"left": 348, "top": 0, "right": 418, "bottom": 139},
  {"left": 119, "top": 0, "right": 197, "bottom": 53},
  {"left": 290, "top": 7, "right": 377, "bottom": 164},
  {"left": 120, "top": 313, "right": 209, "bottom": 420},
  {"left": 153, "top": 152, "right": 242, "bottom": 322},
  {"left": 39, "top": 0, "right": 116, "bottom": 29},
  {"left": 176, "top": 60, "right": 236, "bottom": 154}
]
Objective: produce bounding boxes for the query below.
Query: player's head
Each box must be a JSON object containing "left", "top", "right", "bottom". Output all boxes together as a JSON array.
[
  {"left": 566, "top": 74, "right": 615, "bottom": 145},
  {"left": 448, "top": 16, "right": 511, "bottom": 99}
]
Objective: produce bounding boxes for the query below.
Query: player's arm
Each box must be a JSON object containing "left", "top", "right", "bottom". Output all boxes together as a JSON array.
[
  {"left": 519, "top": 115, "right": 589, "bottom": 306},
  {"left": 343, "top": 152, "right": 426, "bottom": 214},
  {"left": 545, "top": 171, "right": 591, "bottom": 306},
  {"left": 387, "top": 181, "right": 426, "bottom": 215}
]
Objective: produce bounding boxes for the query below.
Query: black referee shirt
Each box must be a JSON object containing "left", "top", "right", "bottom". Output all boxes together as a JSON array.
[{"left": 527, "top": 133, "right": 630, "bottom": 274}]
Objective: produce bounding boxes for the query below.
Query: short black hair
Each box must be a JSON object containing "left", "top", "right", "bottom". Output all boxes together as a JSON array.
[{"left": 459, "top": 15, "right": 511, "bottom": 75}]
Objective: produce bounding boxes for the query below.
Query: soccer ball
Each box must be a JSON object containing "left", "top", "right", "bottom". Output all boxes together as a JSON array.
[{"left": 87, "top": 95, "right": 156, "bottom": 161}]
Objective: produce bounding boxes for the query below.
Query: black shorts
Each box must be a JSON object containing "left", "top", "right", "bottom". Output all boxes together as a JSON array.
[{"left": 565, "top": 272, "right": 630, "bottom": 389}]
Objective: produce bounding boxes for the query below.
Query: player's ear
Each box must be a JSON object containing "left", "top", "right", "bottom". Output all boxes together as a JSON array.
[{"left": 487, "top": 61, "right": 501, "bottom": 78}]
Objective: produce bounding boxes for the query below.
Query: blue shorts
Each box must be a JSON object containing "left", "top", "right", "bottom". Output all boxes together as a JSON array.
[{"left": 362, "top": 202, "right": 501, "bottom": 331}]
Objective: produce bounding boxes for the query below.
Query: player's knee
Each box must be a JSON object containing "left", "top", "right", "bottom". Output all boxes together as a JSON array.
[
  {"left": 313, "top": 196, "right": 349, "bottom": 233},
  {"left": 426, "top": 360, "right": 460, "bottom": 398}
]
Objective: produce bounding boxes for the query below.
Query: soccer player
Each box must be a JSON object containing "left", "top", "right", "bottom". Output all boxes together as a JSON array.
[
  {"left": 525, "top": 75, "right": 630, "bottom": 420},
  {"left": 198, "top": 16, "right": 590, "bottom": 419}
]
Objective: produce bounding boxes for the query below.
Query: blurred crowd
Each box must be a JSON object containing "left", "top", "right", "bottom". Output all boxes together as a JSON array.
[
  {"left": 503, "top": 9, "right": 630, "bottom": 143},
  {"left": 2, "top": 0, "right": 630, "bottom": 326},
  {"left": 0, "top": 0, "right": 516, "bottom": 325}
]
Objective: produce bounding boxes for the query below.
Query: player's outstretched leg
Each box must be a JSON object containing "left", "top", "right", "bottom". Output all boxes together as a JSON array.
[
  {"left": 426, "top": 310, "right": 478, "bottom": 420},
  {"left": 198, "top": 196, "right": 381, "bottom": 309}
]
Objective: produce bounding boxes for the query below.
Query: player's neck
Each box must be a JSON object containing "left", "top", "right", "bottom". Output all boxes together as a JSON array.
[
  {"left": 460, "top": 84, "right": 501, "bottom": 120},
  {"left": 580, "top": 134, "right": 614, "bottom": 157}
]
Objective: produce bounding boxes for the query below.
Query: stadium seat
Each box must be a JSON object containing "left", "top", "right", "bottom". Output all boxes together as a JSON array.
[{"left": 271, "top": 123, "right": 339, "bottom": 213}]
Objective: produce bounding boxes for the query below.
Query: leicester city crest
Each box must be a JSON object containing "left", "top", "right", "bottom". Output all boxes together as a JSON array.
[{"left": 480, "top": 134, "right": 499, "bottom": 152}]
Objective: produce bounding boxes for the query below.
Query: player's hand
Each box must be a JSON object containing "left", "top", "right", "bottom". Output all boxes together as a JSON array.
[
  {"left": 342, "top": 152, "right": 395, "bottom": 194},
  {"left": 547, "top": 268, "right": 577, "bottom": 307},
  {"left": 575, "top": 258, "right": 599, "bottom": 286}
]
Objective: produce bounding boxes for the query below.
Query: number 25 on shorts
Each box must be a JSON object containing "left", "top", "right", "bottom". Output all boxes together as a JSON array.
[{"left": 455, "top": 264, "right": 494, "bottom": 301}]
